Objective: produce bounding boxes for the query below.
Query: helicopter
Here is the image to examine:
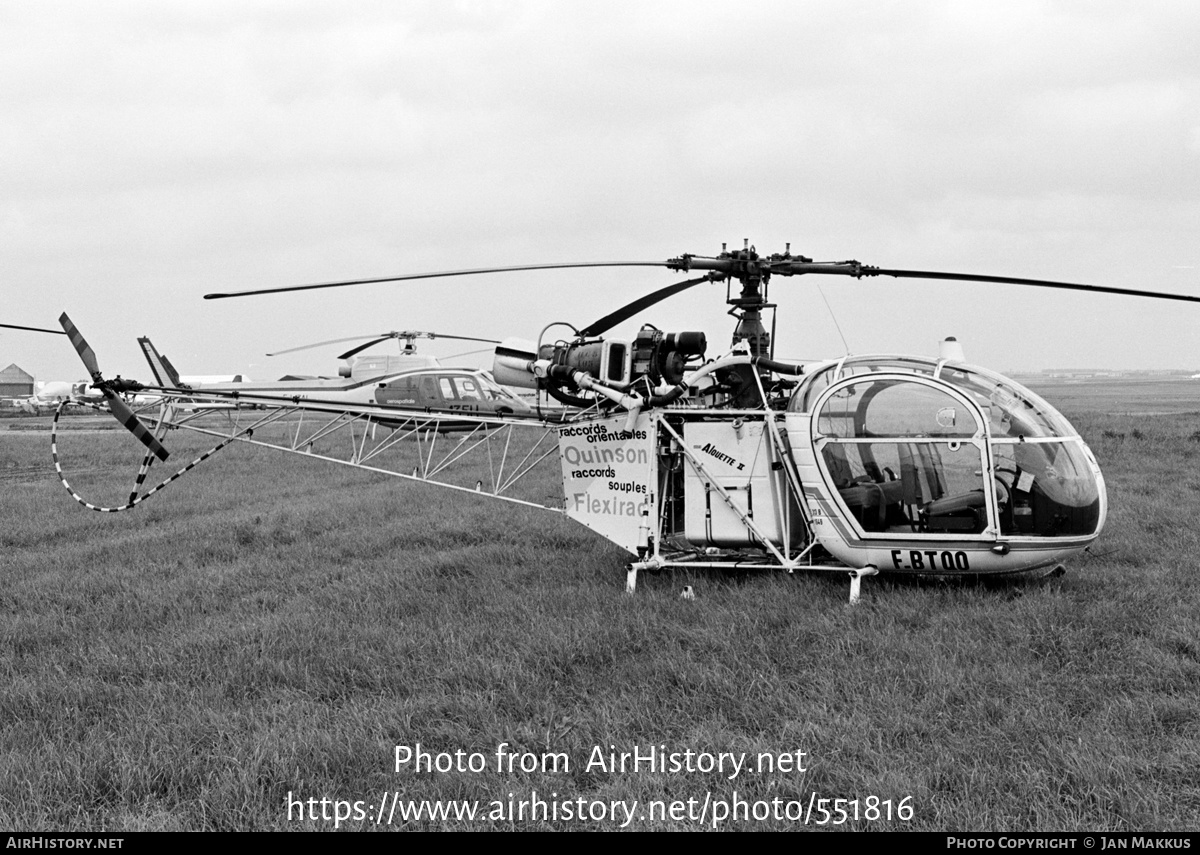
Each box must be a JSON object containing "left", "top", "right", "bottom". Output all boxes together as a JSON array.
[{"left": 42, "top": 242, "right": 1200, "bottom": 602}]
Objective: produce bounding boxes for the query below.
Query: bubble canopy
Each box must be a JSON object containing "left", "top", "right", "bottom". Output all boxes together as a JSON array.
[{"left": 790, "top": 356, "right": 1104, "bottom": 540}]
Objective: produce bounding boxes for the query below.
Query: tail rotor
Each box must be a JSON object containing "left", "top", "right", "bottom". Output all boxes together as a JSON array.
[{"left": 59, "top": 313, "right": 169, "bottom": 462}]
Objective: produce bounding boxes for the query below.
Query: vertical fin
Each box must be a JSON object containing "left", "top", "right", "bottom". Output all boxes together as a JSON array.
[{"left": 137, "top": 337, "right": 188, "bottom": 389}]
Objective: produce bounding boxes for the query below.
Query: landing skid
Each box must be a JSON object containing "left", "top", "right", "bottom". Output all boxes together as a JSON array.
[{"left": 623, "top": 551, "right": 879, "bottom": 604}]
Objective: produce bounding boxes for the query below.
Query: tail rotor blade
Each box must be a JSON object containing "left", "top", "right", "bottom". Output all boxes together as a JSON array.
[
  {"left": 59, "top": 313, "right": 102, "bottom": 379},
  {"left": 58, "top": 312, "right": 170, "bottom": 461},
  {"left": 105, "top": 392, "right": 170, "bottom": 462}
]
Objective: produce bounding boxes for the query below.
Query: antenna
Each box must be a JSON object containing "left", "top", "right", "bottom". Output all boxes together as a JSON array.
[{"left": 815, "top": 282, "right": 851, "bottom": 356}]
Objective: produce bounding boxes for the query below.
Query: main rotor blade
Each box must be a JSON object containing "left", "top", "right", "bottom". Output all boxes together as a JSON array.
[
  {"left": 267, "top": 333, "right": 386, "bottom": 356},
  {"left": 866, "top": 268, "right": 1200, "bottom": 304},
  {"left": 59, "top": 313, "right": 101, "bottom": 379},
  {"left": 204, "top": 261, "right": 670, "bottom": 300},
  {"left": 105, "top": 392, "right": 170, "bottom": 462},
  {"left": 578, "top": 274, "right": 720, "bottom": 338},
  {"left": 335, "top": 332, "right": 501, "bottom": 360},
  {"left": 1, "top": 322, "right": 68, "bottom": 335},
  {"left": 422, "top": 333, "right": 502, "bottom": 344},
  {"left": 444, "top": 347, "right": 496, "bottom": 360},
  {"left": 270, "top": 330, "right": 504, "bottom": 359},
  {"left": 338, "top": 336, "right": 395, "bottom": 360}
]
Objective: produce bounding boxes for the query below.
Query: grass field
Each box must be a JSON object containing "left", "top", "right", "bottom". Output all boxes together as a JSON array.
[{"left": 2, "top": 380, "right": 1199, "bottom": 831}]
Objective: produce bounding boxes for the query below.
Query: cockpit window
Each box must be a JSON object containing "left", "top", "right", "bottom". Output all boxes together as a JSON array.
[
  {"left": 807, "top": 366, "right": 1102, "bottom": 541},
  {"left": 991, "top": 440, "right": 1101, "bottom": 536},
  {"left": 793, "top": 356, "right": 1075, "bottom": 439},
  {"left": 934, "top": 366, "right": 1073, "bottom": 439},
  {"left": 817, "top": 377, "right": 980, "bottom": 439},
  {"left": 792, "top": 357, "right": 939, "bottom": 413},
  {"left": 477, "top": 372, "right": 519, "bottom": 402},
  {"left": 815, "top": 376, "right": 990, "bottom": 536},
  {"left": 452, "top": 376, "right": 481, "bottom": 400}
]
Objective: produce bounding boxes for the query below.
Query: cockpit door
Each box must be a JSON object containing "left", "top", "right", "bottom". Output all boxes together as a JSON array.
[{"left": 810, "top": 374, "right": 998, "bottom": 541}]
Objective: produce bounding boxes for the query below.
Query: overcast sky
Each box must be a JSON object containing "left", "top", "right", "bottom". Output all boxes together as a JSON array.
[{"left": 3, "top": 0, "right": 1199, "bottom": 384}]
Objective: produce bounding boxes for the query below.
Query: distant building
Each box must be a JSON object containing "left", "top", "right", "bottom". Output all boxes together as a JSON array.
[{"left": 0, "top": 364, "right": 34, "bottom": 398}]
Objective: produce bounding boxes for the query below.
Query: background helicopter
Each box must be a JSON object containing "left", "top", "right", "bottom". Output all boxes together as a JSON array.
[
  {"left": 47, "top": 242, "right": 1200, "bottom": 601},
  {"left": 136, "top": 328, "right": 535, "bottom": 426}
]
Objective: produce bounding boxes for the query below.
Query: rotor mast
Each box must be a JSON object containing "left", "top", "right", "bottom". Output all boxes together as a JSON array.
[
  {"left": 726, "top": 240, "right": 773, "bottom": 359},
  {"left": 667, "top": 239, "right": 810, "bottom": 360},
  {"left": 665, "top": 240, "right": 806, "bottom": 405}
]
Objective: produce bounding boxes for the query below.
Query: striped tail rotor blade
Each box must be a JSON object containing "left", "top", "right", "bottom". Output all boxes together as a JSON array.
[
  {"left": 59, "top": 313, "right": 102, "bottom": 379},
  {"left": 105, "top": 392, "right": 170, "bottom": 462}
]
